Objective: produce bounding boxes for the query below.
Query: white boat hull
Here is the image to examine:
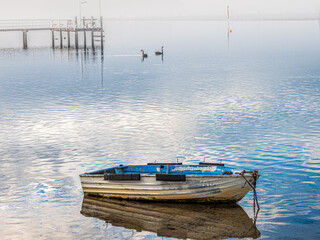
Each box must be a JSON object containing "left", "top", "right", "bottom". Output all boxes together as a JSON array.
[{"left": 80, "top": 174, "right": 257, "bottom": 202}]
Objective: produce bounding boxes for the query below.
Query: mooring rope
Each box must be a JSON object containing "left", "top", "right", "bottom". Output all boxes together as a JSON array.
[{"left": 240, "top": 170, "right": 260, "bottom": 213}]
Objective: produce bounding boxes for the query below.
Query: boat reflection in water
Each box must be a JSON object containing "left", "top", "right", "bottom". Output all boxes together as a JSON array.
[{"left": 81, "top": 195, "right": 260, "bottom": 239}]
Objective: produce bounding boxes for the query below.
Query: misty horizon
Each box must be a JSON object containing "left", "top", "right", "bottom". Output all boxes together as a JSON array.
[{"left": 0, "top": 0, "right": 320, "bottom": 21}]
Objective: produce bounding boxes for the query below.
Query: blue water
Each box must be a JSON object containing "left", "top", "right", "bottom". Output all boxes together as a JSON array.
[{"left": 0, "top": 20, "right": 320, "bottom": 239}]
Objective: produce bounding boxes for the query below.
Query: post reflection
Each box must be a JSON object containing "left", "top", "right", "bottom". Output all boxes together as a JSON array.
[
  {"left": 81, "top": 195, "right": 260, "bottom": 240},
  {"left": 68, "top": 48, "right": 104, "bottom": 87}
]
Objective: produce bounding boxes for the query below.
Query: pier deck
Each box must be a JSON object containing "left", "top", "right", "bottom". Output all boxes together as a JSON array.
[{"left": 0, "top": 17, "right": 104, "bottom": 50}]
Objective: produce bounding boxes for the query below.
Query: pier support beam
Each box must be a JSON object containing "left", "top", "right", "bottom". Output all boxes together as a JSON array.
[
  {"left": 52, "top": 30, "right": 55, "bottom": 48},
  {"left": 100, "top": 31, "right": 104, "bottom": 52},
  {"left": 75, "top": 30, "right": 79, "bottom": 49},
  {"left": 60, "top": 30, "right": 63, "bottom": 48},
  {"left": 91, "top": 30, "right": 95, "bottom": 50},
  {"left": 100, "top": 17, "right": 104, "bottom": 53},
  {"left": 23, "top": 31, "right": 28, "bottom": 49},
  {"left": 84, "top": 30, "right": 87, "bottom": 49},
  {"left": 67, "top": 30, "right": 70, "bottom": 48}
]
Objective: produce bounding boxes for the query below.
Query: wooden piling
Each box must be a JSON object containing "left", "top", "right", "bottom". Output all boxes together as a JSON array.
[
  {"left": 75, "top": 30, "right": 79, "bottom": 49},
  {"left": 60, "top": 30, "right": 63, "bottom": 48},
  {"left": 100, "top": 31, "right": 103, "bottom": 51},
  {"left": 91, "top": 30, "right": 95, "bottom": 50},
  {"left": 75, "top": 17, "right": 79, "bottom": 49},
  {"left": 84, "top": 30, "right": 87, "bottom": 49},
  {"left": 52, "top": 30, "right": 55, "bottom": 48},
  {"left": 100, "top": 17, "right": 104, "bottom": 52},
  {"left": 67, "top": 30, "right": 70, "bottom": 48},
  {"left": 23, "top": 31, "right": 28, "bottom": 49}
]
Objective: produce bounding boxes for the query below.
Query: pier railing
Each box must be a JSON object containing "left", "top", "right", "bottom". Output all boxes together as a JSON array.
[{"left": 0, "top": 19, "right": 52, "bottom": 31}]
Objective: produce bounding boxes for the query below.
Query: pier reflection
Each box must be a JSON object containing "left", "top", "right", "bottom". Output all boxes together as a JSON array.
[
  {"left": 51, "top": 47, "right": 106, "bottom": 88},
  {"left": 73, "top": 48, "right": 104, "bottom": 87},
  {"left": 81, "top": 195, "right": 260, "bottom": 239}
]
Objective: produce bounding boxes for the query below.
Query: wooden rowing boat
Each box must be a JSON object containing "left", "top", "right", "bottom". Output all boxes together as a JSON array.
[{"left": 79, "top": 162, "right": 259, "bottom": 203}]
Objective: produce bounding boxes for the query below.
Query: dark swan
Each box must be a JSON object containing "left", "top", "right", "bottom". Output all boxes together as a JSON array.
[
  {"left": 155, "top": 46, "right": 163, "bottom": 55},
  {"left": 141, "top": 50, "right": 148, "bottom": 58}
]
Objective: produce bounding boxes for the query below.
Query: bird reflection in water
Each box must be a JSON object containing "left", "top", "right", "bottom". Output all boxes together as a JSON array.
[{"left": 81, "top": 194, "right": 260, "bottom": 240}]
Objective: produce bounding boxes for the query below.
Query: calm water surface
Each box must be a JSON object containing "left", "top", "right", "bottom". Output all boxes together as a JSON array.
[{"left": 0, "top": 20, "right": 320, "bottom": 239}]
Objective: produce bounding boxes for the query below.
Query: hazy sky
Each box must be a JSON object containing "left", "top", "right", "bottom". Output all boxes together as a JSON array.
[{"left": 0, "top": 0, "right": 320, "bottom": 20}]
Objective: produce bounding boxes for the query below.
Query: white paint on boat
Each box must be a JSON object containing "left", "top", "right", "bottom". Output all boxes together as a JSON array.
[{"left": 80, "top": 173, "right": 257, "bottom": 202}]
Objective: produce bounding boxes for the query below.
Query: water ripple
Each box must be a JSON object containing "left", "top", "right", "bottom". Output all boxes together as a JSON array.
[{"left": 1, "top": 20, "right": 320, "bottom": 239}]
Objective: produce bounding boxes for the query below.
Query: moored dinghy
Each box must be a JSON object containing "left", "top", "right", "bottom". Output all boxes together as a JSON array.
[{"left": 79, "top": 162, "right": 259, "bottom": 203}]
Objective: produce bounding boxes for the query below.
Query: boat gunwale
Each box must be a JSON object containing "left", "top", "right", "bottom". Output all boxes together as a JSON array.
[{"left": 80, "top": 173, "right": 258, "bottom": 178}]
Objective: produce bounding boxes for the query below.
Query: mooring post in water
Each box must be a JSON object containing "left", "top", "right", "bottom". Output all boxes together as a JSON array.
[
  {"left": 91, "top": 30, "right": 95, "bottom": 50},
  {"left": 75, "top": 30, "right": 79, "bottom": 49},
  {"left": 84, "top": 30, "right": 87, "bottom": 49},
  {"left": 51, "top": 30, "right": 55, "bottom": 48},
  {"left": 100, "top": 30, "right": 104, "bottom": 51},
  {"left": 100, "top": 16, "right": 104, "bottom": 53},
  {"left": 67, "top": 30, "right": 70, "bottom": 48},
  {"left": 60, "top": 29, "right": 63, "bottom": 48},
  {"left": 75, "top": 17, "right": 79, "bottom": 49},
  {"left": 23, "top": 31, "right": 28, "bottom": 49},
  {"left": 91, "top": 17, "right": 95, "bottom": 50}
]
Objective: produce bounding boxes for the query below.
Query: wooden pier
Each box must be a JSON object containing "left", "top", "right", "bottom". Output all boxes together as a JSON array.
[{"left": 0, "top": 17, "right": 104, "bottom": 50}]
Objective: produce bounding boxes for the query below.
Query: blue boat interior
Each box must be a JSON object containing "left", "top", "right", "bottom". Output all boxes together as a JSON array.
[{"left": 88, "top": 163, "right": 240, "bottom": 176}]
